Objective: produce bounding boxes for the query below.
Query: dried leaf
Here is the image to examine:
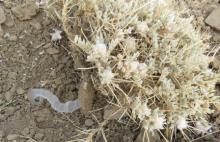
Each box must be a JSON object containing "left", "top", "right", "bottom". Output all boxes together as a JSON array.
[{"left": 78, "top": 79, "right": 95, "bottom": 114}]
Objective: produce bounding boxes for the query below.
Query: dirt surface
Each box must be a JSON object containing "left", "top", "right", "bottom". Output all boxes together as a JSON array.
[
  {"left": 0, "top": 0, "right": 220, "bottom": 142},
  {"left": 0, "top": 1, "right": 83, "bottom": 142}
]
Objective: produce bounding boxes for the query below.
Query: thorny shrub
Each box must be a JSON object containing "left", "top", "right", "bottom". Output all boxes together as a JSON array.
[{"left": 56, "top": 0, "right": 220, "bottom": 140}]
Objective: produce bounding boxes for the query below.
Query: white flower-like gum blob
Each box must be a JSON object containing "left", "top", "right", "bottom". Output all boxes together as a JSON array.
[
  {"left": 143, "top": 109, "right": 165, "bottom": 131},
  {"left": 87, "top": 41, "right": 108, "bottom": 62},
  {"left": 50, "top": 29, "right": 62, "bottom": 41},
  {"left": 137, "top": 102, "right": 151, "bottom": 121},
  {"left": 100, "top": 68, "right": 115, "bottom": 85},
  {"left": 136, "top": 21, "right": 149, "bottom": 34},
  {"left": 93, "top": 42, "right": 107, "bottom": 58},
  {"left": 176, "top": 116, "right": 188, "bottom": 130},
  {"left": 124, "top": 37, "right": 136, "bottom": 52}
]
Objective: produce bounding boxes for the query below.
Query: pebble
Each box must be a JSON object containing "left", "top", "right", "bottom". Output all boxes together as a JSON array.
[
  {"left": 5, "top": 16, "right": 14, "bottom": 27},
  {"left": 30, "top": 21, "right": 42, "bottom": 30},
  {"left": 11, "top": 2, "right": 38, "bottom": 21},
  {"left": 6, "top": 107, "right": 16, "bottom": 115},
  {"left": 46, "top": 48, "right": 60, "bottom": 54},
  {"left": 7, "top": 134, "right": 18, "bottom": 141},
  {"left": 0, "top": 7, "right": 6, "bottom": 24},
  {"left": 5, "top": 86, "right": 16, "bottom": 102},
  {"left": 205, "top": 7, "right": 220, "bottom": 31},
  {"left": 21, "top": 128, "right": 30, "bottom": 135},
  {"left": 0, "top": 115, "right": 6, "bottom": 121},
  {"left": 43, "top": 43, "right": 52, "bottom": 49},
  {"left": 34, "top": 133, "right": 44, "bottom": 140},
  {"left": 5, "top": 91, "right": 13, "bottom": 101},
  {"left": 16, "top": 87, "right": 25, "bottom": 95},
  {"left": 9, "top": 34, "right": 18, "bottom": 41},
  {"left": 33, "top": 108, "right": 53, "bottom": 122},
  {"left": 42, "top": 18, "right": 51, "bottom": 26},
  {"left": 8, "top": 72, "right": 17, "bottom": 80},
  {"left": 84, "top": 119, "right": 94, "bottom": 127}
]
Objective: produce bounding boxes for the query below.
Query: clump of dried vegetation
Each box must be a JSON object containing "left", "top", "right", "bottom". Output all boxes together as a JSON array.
[{"left": 51, "top": 0, "right": 220, "bottom": 141}]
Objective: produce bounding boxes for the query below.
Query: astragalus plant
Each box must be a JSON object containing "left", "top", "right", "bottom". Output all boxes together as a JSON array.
[{"left": 59, "top": 0, "right": 220, "bottom": 140}]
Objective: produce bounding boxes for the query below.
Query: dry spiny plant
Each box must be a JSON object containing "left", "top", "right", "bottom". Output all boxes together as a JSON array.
[{"left": 52, "top": 0, "right": 220, "bottom": 141}]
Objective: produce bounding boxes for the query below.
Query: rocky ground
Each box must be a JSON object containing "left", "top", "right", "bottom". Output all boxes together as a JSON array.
[{"left": 0, "top": 0, "right": 220, "bottom": 142}]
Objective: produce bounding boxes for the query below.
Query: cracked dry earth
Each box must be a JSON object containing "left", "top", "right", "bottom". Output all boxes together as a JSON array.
[{"left": 0, "top": 0, "right": 220, "bottom": 142}]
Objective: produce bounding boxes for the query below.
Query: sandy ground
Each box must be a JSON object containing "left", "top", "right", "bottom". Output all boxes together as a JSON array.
[{"left": 0, "top": 0, "right": 220, "bottom": 142}]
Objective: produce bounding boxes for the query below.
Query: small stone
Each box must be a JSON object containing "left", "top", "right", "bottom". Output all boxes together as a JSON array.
[
  {"left": 43, "top": 43, "right": 52, "bottom": 49},
  {"left": 0, "top": 7, "right": 6, "bottom": 24},
  {"left": 21, "top": 128, "right": 30, "bottom": 135},
  {"left": 8, "top": 72, "right": 17, "bottom": 80},
  {"left": 34, "top": 133, "right": 44, "bottom": 140},
  {"left": 42, "top": 18, "right": 51, "bottom": 26},
  {"left": 7, "top": 134, "right": 18, "bottom": 141},
  {"left": 11, "top": 2, "right": 38, "bottom": 21},
  {"left": 5, "top": 86, "right": 16, "bottom": 102},
  {"left": 205, "top": 7, "right": 220, "bottom": 31},
  {"left": 30, "top": 21, "right": 42, "bottom": 30},
  {"left": 85, "top": 119, "right": 94, "bottom": 127},
  {"left": 0, "top": 115, "right": 6, "bottom": 121},
  {"left": 5, "top": 16, "right": 14, "bottom": 27},
  {"left": 6, "top": 107, "right": 16, "bottom": 115},
  {"left": 9, "top": 34, "right": 18, "bottom": 41},
  {"left": 5, "top": 91, "right": 13, "bottom": 101},
  {"left": 46, "top": 48, "right": 59, "bottom": 55},
  {"left": 16, "top": 87, "right": 25, "bottom": 95},
  {"left": 33, "top": 108, "right": 53, "bottom": 122}
]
